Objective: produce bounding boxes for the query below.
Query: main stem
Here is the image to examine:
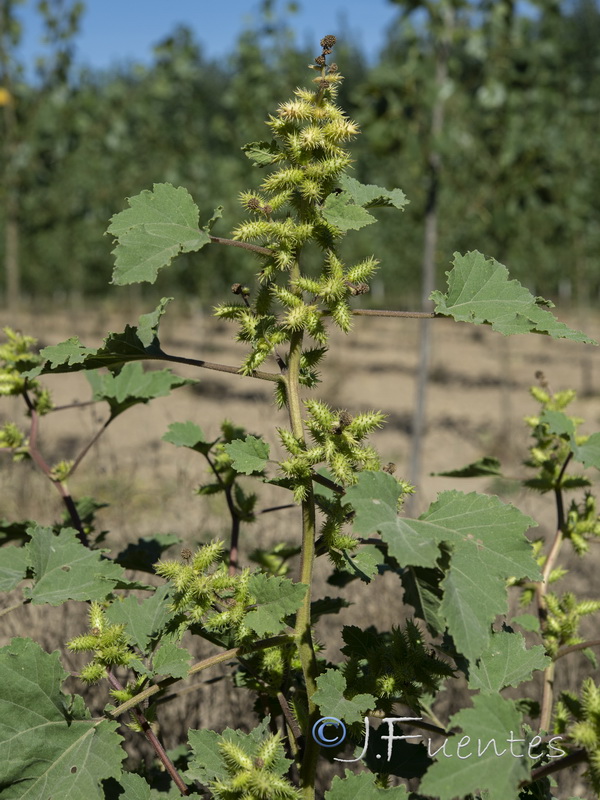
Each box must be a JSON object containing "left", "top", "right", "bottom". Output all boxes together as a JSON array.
[{"left": 286, "top": 265, "right": 319, "bottom": 799}]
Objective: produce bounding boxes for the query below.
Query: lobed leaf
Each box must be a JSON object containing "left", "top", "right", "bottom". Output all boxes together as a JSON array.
[
  {"left": 224, "top": 435, "right": 270, "bottom": 475},
  {"left": 0, "top": 638, "right": 124, "bottom": 797},
  {"left": 431, "top": 251, "right": 597, "bottom": 344},
  {"left": 23, "top": 525, "right": 126, "bottom": 605},
  {"left": 107, "top": 183, "right": 211, "bottom": 285},
  {"left": 105, "top": 585, "right": 174, "bottom": 652},
  {"left": 419, "top": 695, "right": 531, "bottom": 800},
  {"left": 313, "top": 669, "right": 376, "bottom": 725},
  {"left": 468, "top": 631, "right": 550, "bottom": 692},
  {"left": 246, "top": 573, "right": 307, "bottom": 636},
  {"left": 87, "top": 361, "right": 193, "bottom": 419},
  {"left": 325, "top": 770, "right": 409, "bottom": 799}
]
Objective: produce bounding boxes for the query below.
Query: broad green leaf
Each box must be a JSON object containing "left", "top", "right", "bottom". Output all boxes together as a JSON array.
[
  {"left": 347, "top": 479, "right": 539, "bottom": 661},
  {"left": 152, "top": 642, "right": 191, "bottom": 679},
  {"left": 431, "top": 251, "right": 597, "bottom": 344},
  {"left": 242, "top": 139, "right": 282, "bottom": 166},
  {"left": 341, "top": 543, "right": 383, "bottom": 582},
  {"left": 86, "top": 361, "right": 193, "bottom": 418},
  {"left": 574, "top": 432, "right": 600, "bottom": 470},
  {"left": 436, "top": 456, "right": 503, "bottom": 478},
  {"left": 419, "top": 695, "right": 531, "bottom": 800},
  {"left": 0, "top": 638, "right": 124, "bottom": 797},
  {"left": 539, "top": 409, "right": 576, "bottom": 438},
  {"left": 313, "top": 669, "right": 376, "bottom": 725},
  {"left": 0, "top": 544, "right": 29, "bottom": 591},
  {"left": 339, "top": 174, "right": 408, "bottom": 210},
  {"left": 345, "top": 472, "right": 441, "bottom": 568},
  {"left": 224, "top": 435, "right": 270, "bottom": 474},
  {"left": 429, "top": 492, "right": 539, "bottom": 662},
  {"left": 102, "top": 772, "right": 203, "bottom": 800},
  {"left": 186, "top": 719, "right": 284, "bottom": 784},
  {"left": 245, "top": 573, "right": 307, "bottom": 636},
  {"left": 23, "top": 526, "right": 125, "bottom": 605},
  {"left": 30, "top": 301, "right": 174, "bottom": 376},
  {"left": 36, "top": 336, "right": 97, "bottom": 370},
  {"left": 538, "top": 410, "right": 600, "bottom": 469},
  {"left": 322, "top": 192, "right": 376, "bottom": 231},
  {"left": 135, "top": 296, "right": 173, "bottom": 347},
  {"left": 162, "top": 421, "right": 214, "bottom": 455},
  {"left": 108, "top": 183, "right": 211, "bottom": 285},
  {"left": 468, "top": 631, "right": 550, "bottom": 692},
  {"left": 105, "top": 585, "right": 173, "bottom": 651},
  {"left": 512, "top": 613, "right": 541, "bottom": 633},
  {"left": 325, "top": 770, "right": 409, "bottom": 799}
]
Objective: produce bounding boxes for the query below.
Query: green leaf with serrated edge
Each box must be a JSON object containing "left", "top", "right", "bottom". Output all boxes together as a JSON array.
[
  {"left": 341, "top": 544, "right": 383, "bottom": 582},
  {"left": 162, "top": 421, "right": 215, "bottom": 455},
  {"left": 431, "top": 251, "right": 597, "bottom": 344},
  {"left": 245, "top": 573, "right": 307, "bottom": 636},
  {"left": 322, "top": 191, "right": 376, "bottom": 231},
  {"left": 419, "top": 694, "right": 532, "bottom": 800},
  {"left": 223, "top": 435, "right": 270, "bottom": 475},
  {"left": 136, "top": 296, "right": 173, "bottom": 347},
  {"left": 430, "top": 492, "right": 539, "bottom": 662},
  {"left": 28, "top": 301, "right": 174, "bottom": 377},
  {"left": 87, "top": 362, "right": 193, "bottom": 419},
  {"left": 152, "top": 642, "right": 191, "bottom": 679},
  {"left": 538, "top": 411, "right": 600, "bottom": 469},
  {"left": 108, "top": 183, "right": 211, "bottom": 285},
  {"left": 435, "top": 456, "right": 503, "bottom": 478},
  {"left": 0, "top": 638, "right": 124, "bottom": 797},
  {"left": 348, "top": 479, "right": 539, "bottom": 661},
  {"left": 105, "top": 585, "right": 173, "bottom": 651},
  {"left": 325, "top": 770, "right": 410, "bottom": 799},
  {"left": 338, "top": 174, "right": 409, "bottom": 210},
  {"left": 186, "top": 718, "right": 278, "bottom": 783},
  {"left": 23, "top": 525, "right": 125, "bottom": 604},
  {"left": 512, "top": 613, "right": 541, "bottom": 633},
  {"left": 37, "top": 336, "right": 98, "bottom": 370},
  {"left": 102, "top": 772, "right": 204, "bottom": 800},
  {"left": 204, "top": 205, "right": 223, "bottom": 232},
  {"left": 313, "top": 669, "right": 376, "bottom": 725},
  {"left": 242, "top": 139, "right": 282, "bottom": 166},
  {"left": 574, "top": 432, "right": 600, "bottom": 469},
  {"left": 0, "top": 544, "right": 28, "bottom": 591},
  {"left": 539, "top": 409, "right": 576, "bottom": 438},
  {"left": 468, "top": 631, "right": 550, "bottom": 692},
  {"left": 345, "top": 472, "right": 441, "bottom": 567}
]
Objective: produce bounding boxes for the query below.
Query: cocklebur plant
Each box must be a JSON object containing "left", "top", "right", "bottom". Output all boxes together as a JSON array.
[{"left": 1, "top": 35, "right": 600, "bottom": 800}]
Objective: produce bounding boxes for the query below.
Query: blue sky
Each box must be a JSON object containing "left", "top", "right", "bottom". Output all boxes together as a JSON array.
[{"left": 15, "top": 0, "right": 401, "bottom": 74}]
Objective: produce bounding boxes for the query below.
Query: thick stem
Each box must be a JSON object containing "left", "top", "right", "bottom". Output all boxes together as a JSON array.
[
  {"left": 538, "top": 453, "right": 571, "bottom": 732},
  {"left": 285, "top": 314, "right": 320, "bottom": 798}
]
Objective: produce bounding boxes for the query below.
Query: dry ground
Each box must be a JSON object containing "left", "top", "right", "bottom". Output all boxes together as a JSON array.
[{"left": 2, "top": 304, "right": 600, "bottom": 796}]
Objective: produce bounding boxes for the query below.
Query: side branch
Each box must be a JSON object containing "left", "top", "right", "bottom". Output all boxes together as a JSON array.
[
  {"left": 350, "top": 309, "right": 437, "bottom": 319},
  {"left": 108, "top": 634, "right": 292, "bottom": 718},
  {"left": 159, "top": 352, "right": 281, "bottom": 383},
  {"left": 210, "top": 235, "right": 272, "bottom": 257}
]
